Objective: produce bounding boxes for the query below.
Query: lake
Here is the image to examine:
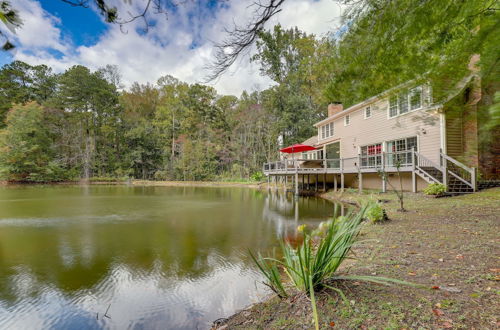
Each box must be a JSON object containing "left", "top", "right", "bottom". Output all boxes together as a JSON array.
[{"left": 0, "top": 185, "right": 340, "bottom": 329}]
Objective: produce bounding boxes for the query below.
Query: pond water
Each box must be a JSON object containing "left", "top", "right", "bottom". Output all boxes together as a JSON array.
[{"left": 0, "top": 185, "right": 340, "bottom": 329}]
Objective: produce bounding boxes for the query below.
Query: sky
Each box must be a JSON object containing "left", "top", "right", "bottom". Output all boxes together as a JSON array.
[{"left": 1, "top": 0, "right": 344, "bottom": 96}]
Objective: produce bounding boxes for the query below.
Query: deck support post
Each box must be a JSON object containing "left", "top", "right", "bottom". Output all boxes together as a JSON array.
[
  {"left": 315, "top": 174, "right": 318, "bottom": 192},
  {"left": 267, "top": 175, "right": 270, "bottom": 190},
  {"left": 340, "top": 173, "right": 345, "bottom": 191},
  {"left": 412, "top": 171, "right": 417, "bottom": 193},
  {"left": 307, "top": 174, "right": 310, "bottom": 191},
  {"left": 323, "top": 173, "right": 326, "bottom": 192},
  {"left": 284, "top": 175, "right": 288, "bottom": 193},
  {"left": 411, "top": 147, "right": 417, "bottom": 193},
  {"left": 358, "top": 172, "right": 363, "bottom": 193},
  {"left": 381, "top": 152, "right": 387, "bottom": 193},
  {"left": 295, "top": 172, "right": 299, "bottom": 196},
  {"left": 334, "top": 174, "right": 337, "bottom": 192}
]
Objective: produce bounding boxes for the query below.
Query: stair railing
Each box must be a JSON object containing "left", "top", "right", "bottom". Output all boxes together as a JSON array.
[
  {"left": 413, "top": 150, "right": 443, "bottom": 184},
  {"left": 440, "top": 152, "right": 476, "bottom": 191}
]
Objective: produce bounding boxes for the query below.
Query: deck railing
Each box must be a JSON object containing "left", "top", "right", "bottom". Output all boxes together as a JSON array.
[
  {"left": 263, "top": 149, "right": 477, "bottom": 193},
  {"left": 263, "top": 150, "right": 416, "bottom": 174}
]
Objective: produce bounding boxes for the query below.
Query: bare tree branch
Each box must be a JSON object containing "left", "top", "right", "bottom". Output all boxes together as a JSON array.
[{"left": 204, "top": 0, "right": 286, "bottom": 82}]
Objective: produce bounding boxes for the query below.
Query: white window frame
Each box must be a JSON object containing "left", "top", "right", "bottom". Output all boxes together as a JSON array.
[
  {"left": 344, "top": 114, "right": 350, "bottom": 126},
  {"left": 364, "top": 106, "right": 371, "bottom": 119},
  {"left": 388, "top": 85, "right": 424, "bottom": 118},
  {"left": 320, "top": 122, "right": 334, "bottom": 140}
]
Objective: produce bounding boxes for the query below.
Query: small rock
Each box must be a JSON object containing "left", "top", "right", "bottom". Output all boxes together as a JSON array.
[
  {"left": 438, "top": 258, "right": 444, "bottom": 262},
  {"left": 440, "top": 286, "right": 462, "bottom": 293}
]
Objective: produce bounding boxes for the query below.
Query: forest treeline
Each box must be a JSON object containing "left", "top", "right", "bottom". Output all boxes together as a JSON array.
[{"left": 0, "top": 0, "right": 497, "bottom": 182}]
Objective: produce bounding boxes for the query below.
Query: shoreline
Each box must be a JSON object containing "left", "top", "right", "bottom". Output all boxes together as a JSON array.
[
  {"left": 0, "top": 179, "right": 266, "bottom": 189},
  {"left": 217, "top": 188, "right": 500, "bottom": 329}
]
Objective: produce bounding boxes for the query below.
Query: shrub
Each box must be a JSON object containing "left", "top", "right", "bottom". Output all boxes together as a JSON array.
[
  {"left": 365, "top": 203, "right": 386, "bottom": 223},
  {"left": 423, "top": 183, "right": 446, "bottom": 196},
  {"left": 251, "top": 206, "right": 414, "bottom": 330},
  {"left": 250, "top": 171, "right": 265, "bottom": 182}
]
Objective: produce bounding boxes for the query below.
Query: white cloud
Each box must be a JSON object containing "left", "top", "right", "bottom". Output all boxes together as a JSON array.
[{"left": 8, "top": 0, "right": 343, "bottom": 96}]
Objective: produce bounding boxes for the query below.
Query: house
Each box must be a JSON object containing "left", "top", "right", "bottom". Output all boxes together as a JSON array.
[{"left": 263, "top": 79, "right": 499, "bottom": 194}]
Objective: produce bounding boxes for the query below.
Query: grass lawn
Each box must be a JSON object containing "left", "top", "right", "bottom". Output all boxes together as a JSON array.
[{"left": 221, "top": 188, "right": 500, "bottom": 329}]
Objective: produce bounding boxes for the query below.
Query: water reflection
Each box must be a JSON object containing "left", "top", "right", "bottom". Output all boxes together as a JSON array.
[{"left": 0, "top": 186, "right": 340, "bottom": 329}]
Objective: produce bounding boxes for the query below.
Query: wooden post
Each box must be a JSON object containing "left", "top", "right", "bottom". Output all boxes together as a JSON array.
[
  {"left": 411, "top": 147, "right": 416, "bottom": 193},
  {"left": 381, "top": 152, "right": 387, "bottom": 193},
  {"left": 358, "top": 154, "right": 362, "bottom": 194},
  {"left": 358, "top": 172, "right": 363, "bottom": 193},
  {"left": 334, "top": 174, "right": 337, "bottom": 192},
  {"left": 323, "top": 173, "right": 326, "bottom": 192},
  {"left": 267, "top": 175, "right": 270, "bottom": 190},
  {"left": 340, "top": 158, "right": 345, "bottom": 192},
  {"left": 315, "top": 174, "right": 318, "bottom": 192},
  {"left": 295, "top": 172, "right": 299, "bottom": 196},
  {"left": 472, "top": 167, "right": 477, "bottom": 192},
  {"left": 307, "top": 174, "right": 310, "bottom": 191}
]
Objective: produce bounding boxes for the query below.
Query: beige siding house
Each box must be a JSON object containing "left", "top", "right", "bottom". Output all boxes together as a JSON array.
[{"left": 263, "top": 82, "right": 490, "bottom": 195}]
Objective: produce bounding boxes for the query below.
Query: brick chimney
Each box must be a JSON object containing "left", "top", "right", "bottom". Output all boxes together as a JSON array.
[{"left": 328, "top": 103, "right": 343, "bottom": 117}]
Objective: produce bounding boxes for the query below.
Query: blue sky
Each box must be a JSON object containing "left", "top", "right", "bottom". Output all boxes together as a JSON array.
[{"left": 3, "top": 0, "right": 342, "bottom": 95}]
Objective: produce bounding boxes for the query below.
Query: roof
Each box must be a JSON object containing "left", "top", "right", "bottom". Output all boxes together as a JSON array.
[
  {"left": 301, "top": 135, "right": 318, "bottom": 147},
  {"left": 313, "top": 80, "right": 420, "bottom": 127}
]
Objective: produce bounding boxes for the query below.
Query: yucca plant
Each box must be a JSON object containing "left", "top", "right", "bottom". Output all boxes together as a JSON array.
[{"left": 251, "top": 204, "right": 415, "bottom": 330}]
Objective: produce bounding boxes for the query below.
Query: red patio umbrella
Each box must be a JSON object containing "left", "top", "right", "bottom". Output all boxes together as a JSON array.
[{"left": 280, "top": 144, "right": 317, "bottom": 153}]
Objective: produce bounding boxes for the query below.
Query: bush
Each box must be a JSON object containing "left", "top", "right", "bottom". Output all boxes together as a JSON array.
[
  {"left": 250, "top": 171, "right": 265, "bottom": 182},
  {"left": 365, "top": 202, "right": 386, "bottom": 223},
  {"left": 423, "top": 183, "right": 446, "bottom": 196}
]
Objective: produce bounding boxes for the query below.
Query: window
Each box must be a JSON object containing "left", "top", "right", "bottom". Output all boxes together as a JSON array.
[
  {"left": 320, "top": 122, "right": 334, "bottom": 140},
  {"left": 388, "top": 85, "right": 424, "bottom": 118},
  {"left": 360, "top": 143, "right": 382, "bottom": 168},
  {"left": 344, "top": 114, "right": 350, "bottom": 126},
  {"left": 389, "top": 95, "right": 398, "bottom": 117},
  {"left": 409, "top": 86, "right": 422, "bottom": 110},
  {"left": 364, "top": 106, "right": 371, "bottom": 119},
  {"left": 386, "top": 136, "right": 417, "bottom": 166}
]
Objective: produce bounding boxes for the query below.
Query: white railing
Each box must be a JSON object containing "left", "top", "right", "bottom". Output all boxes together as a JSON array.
[
  {"left": 263, "top": 150, "right": 415, "bottom": 174},
  {"left": 414, "top": 151, "right": 443, "bottom": 184},
  {"left": 440, "top": 152, "right": 476, "bottom": 191}
]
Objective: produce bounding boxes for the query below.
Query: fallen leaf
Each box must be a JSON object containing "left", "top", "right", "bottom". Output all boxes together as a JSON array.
[
  {"left": 408, "top": 272, "right": 417, "bottom": 276},
  {"left": 435, "top": 303, "right": 442, "bottom": 308},
  {"left": 455, "top": 254, "right": 464, "bottom": 260},
  {"left": 329, "top": 321, "right": 335, "bottom": 327},
  {"left": 432, "top": 309, "right": 444, "bottom": 317},
  {"left": 490, "top": 268, "right": 500, "bottom": 273},
  {"left": 431, "top": 286, "right": 440, "bottom": 290}
]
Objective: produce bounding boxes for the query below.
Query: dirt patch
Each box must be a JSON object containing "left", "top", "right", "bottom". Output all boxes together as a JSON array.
[{"left": 221, "top": 188, "right": 500, "bottom": 329}]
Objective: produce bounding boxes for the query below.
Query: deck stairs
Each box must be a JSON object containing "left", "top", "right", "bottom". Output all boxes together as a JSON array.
[{"left": 414, "top": 151, "right": 476, "bottom": 194}]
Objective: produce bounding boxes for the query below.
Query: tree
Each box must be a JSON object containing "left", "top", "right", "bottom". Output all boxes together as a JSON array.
[
  {"left": 0, "top": 102, "right": 62, "bottom": 182},
  {"left": 0, "top": 1, "right": 21, "bottom": 50},
  {"left": 0, "top": 61, "right": 57, "bottom": 125},
  {"left": 51, "top": 65, "right": 121, "bottom": 180}
]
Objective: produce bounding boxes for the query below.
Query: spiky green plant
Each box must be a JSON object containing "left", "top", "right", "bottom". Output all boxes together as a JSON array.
[{"left": 251, "top": 204, "right": 416, "bottom": 330}]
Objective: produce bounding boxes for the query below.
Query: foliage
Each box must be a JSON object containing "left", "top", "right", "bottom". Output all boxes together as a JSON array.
[
  {"left": 0, "top": 103, "right": 67, "bottom": 182},
  {"left": 365, "top": 202, "right": 386, "bottom": 223},
  {"left": 424, "top": 183, "right": 447, "bottom": 196},
  {"left": 251, "top": 205, "right": 413, "bottom": 329},
  {"left": 250, "top": 171, "right": 265, "bottom": 182}
]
